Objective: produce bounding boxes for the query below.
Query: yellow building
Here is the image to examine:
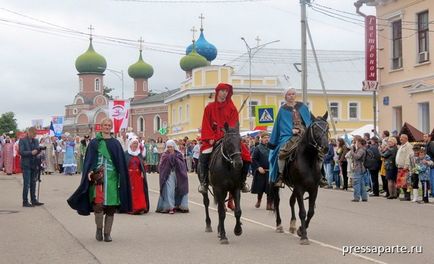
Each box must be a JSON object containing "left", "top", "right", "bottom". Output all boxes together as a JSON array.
[
  {"left": 166, "top": 25, "right": 373, "bottom": 138},
  {"left": 376, "top": 0, "right": 434, "bottom": 133}
]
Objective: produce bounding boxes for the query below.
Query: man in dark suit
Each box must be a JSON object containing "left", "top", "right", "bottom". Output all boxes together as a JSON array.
[{"left": 19, "top": 127, "right": 44, "bottom": 207}]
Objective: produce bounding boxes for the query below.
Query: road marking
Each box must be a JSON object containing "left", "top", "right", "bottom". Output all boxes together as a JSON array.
[{"left": 149, "top": 188, "right": 387, "bottom": 264}]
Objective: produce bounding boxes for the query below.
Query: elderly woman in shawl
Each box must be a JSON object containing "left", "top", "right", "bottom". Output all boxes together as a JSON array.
[
  {"left": 156, "top": 140, "right": 189, "bottom": 214},
  {"left": 125, "top": 136, "right": 149, "bottom": 214}
]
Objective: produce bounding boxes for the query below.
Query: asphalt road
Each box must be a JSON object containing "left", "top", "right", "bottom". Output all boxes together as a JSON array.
[{"left": 1, "top": 172, "right": 432, "bottom": 264}]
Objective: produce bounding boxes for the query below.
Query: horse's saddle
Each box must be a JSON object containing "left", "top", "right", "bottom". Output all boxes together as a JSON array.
[{"left": 209, "top": 140, "right": 223, "bottom": 172}]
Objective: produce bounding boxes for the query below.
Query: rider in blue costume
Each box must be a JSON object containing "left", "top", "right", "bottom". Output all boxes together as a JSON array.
[{"left": 268, "top": 88, "right": 313, "bottom": 187}]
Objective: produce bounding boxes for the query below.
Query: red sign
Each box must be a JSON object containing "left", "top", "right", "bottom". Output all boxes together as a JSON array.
[
  {"left": 365, "top": 16, "right": 377, "bottom": 82},
  {"left": 36, "top": 129, "right": 49, "bottom": 135},
  {"left": 95, "top": 124, "right": 102, "bottom": 132}
]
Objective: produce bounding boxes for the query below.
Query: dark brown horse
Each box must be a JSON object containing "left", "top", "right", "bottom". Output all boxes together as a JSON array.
[
  {"left": 199, "top": 123, "right": 243, "bottom": 244},
  {"left": 273, "top": 112, "right": 329, "bottom": 245}
]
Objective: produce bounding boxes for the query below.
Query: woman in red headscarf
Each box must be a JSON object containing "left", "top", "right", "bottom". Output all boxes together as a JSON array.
[{"left": 198, "top": 83, "right": 251, "bottom": 194}]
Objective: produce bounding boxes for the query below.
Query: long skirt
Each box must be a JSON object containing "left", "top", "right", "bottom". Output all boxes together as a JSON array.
[
  {"left": 13, "top": 155, "right": 21, "bottom": 174},
  {"left": 156, "top": 171, "right": 188, "bottom": 213},
  {"left": 129, "top": 168, "right": 148, "bottom": 214},
  {"left": 396, "top": 168, "right": 409, "bottom": 189},
  {"left": 251, "top": 171, "right": 269, "bottom": 195},
  {"left": 3, "top": 148, "right": 14, "bottom": 174}
]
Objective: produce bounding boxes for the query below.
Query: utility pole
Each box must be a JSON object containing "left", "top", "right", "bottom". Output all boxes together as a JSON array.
[
  {"left": 301, "top": 0, "right": 310, "bottom": 104},
  {"left": 306, "top": 21, "right": 337, "bottom": 136}
]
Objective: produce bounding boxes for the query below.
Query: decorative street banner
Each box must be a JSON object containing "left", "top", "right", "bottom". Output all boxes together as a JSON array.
[
  {"left": 109, "top": 100, "right": 130, "bottom": 134},
  {"left": 255, "top": 105, "right": 276, "bottom": 126},
  {"left": 52, "top": 116, "right": 64, "bottom": 138},
  {"left": 94, "top": 124, "right": 102, "bottom": 132},
  {"left": 363, "top": 15, "right": 378, "bottom": 91}
]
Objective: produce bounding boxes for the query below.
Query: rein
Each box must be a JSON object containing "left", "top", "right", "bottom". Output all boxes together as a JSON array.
[
  {"left": 308, "top": 120, "right": 329, "bottom": 159},
  {"left": 220, "top": 132, "right": 241, "bottom": 164}
]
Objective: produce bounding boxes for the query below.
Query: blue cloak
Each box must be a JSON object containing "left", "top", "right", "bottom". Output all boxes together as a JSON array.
[{"left": 268, "top": 102, "right": 312, "bottom": 182}]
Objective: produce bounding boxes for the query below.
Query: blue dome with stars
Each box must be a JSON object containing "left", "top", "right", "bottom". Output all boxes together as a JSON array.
[{"left": 186, "top": 30, "right": 217, "bottom": 62}]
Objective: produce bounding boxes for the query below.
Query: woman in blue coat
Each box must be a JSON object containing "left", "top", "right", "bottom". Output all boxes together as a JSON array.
[{"left": 268, "top": 88, "right": 313, "bottom": 186}]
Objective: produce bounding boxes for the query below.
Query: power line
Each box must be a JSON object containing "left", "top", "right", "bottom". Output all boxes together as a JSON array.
[{"left": 113, "top": 0, "right": 268, "bottom": 3}]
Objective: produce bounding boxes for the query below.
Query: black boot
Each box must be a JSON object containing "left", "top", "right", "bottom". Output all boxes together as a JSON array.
[
  {"left": 198, "top": 153, "right": 211, "bottom": 194},
  {"left": 241, "top": 162, "right": 250, "bottom": 193}
]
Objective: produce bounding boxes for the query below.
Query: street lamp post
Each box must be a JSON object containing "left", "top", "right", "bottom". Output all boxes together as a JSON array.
[
  {"left": 240, "top": 38, "right": 280, "bottom": 130},
  {"left": 100, "top": 67, "right": 124, "bottom": 99}
]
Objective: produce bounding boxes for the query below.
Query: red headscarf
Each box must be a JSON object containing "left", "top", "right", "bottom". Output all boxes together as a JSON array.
[{"left": 200, "top": 83, "right": 239, "bottom": 151}]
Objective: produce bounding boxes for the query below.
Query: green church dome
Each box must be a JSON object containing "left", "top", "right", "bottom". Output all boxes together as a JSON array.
[
  {"left": 180, "top": 49, "right": 210, "bottom": 72},
  {"left": 75, "top": 39, "right": 107, "bottom": 74},
  {"left": 128, "top": 51, "right": 154, "bottom": 79}
]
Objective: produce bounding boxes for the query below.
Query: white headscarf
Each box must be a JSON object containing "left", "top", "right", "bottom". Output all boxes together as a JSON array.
[
  {"left": 164, "top": 139, "right": 179, "bottom": 152},
  {"left": 127, "top": 137, "right": 141, "bottom": 156},
  {"left": 284, "top": 87, "right": 296, "bottom": 103}
]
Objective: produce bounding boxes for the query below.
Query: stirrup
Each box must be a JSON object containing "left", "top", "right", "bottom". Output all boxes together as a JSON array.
[
  {"left": 241, "top": 183, "right": 250, "bottom": 193},
  {"left": 274, "top": 179, "right": 285, "bottom": 188},
  {"left": 198, "top": 184, "right": 208, "bottom": 194}
]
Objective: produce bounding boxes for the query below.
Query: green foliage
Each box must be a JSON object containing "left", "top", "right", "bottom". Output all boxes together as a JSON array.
[
  {"left": 103, "top": 86, "right": 114, "bottom": 100},
  {"left": 0, "top": 112, "right": 18, "bottom": 136}
]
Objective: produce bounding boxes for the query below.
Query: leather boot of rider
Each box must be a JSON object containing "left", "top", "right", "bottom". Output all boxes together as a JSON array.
[
  {"left": 275, "top": 159, "right": 285, "bottom": 188},
  {"left": 198, "top": 153, "right": 211, "bottom": 194},
  {"left": 241, "top": 162, "right": 250, "bottom": 193}
]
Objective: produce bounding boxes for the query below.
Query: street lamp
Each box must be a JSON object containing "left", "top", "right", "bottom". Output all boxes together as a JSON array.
[
  {"left": 240, "top": 38, "right": 280, "bottom": 130},
  {"left": 99, "top": 67, "right": 124, "bottom": 99}
]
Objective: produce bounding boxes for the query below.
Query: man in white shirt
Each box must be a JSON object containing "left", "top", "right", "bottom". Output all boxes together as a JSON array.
[{"left": 395, "top": 134, "right": 413, "bottom": 201}]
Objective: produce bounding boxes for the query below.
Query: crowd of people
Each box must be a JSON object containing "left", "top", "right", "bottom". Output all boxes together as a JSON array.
[
  {"left": 323, "top": 130, "right": 434, "bottom": 203},
  {"left": 3, "top": 83, "right": 434, "bottom": 243}
]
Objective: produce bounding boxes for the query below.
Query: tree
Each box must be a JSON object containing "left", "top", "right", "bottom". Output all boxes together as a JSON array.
[
  {"left": 0, "top": 112, "right": 18, "bottom": 136},
  {"left": 103, "top": 86, "right": 114, "bottom": 100}
]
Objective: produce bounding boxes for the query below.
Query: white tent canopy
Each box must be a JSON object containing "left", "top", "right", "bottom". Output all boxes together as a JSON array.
[
  {"left": 240, "top": 130, "right": 263, "bottom": 137},
  {"left": 349, "top": 124, "right": 374, "bottom": 137}
]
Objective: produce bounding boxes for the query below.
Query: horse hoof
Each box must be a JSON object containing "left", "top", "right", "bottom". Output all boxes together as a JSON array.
[
  {"left": 289, "top": 226, "right": 296, "bottom": 234},
  {"left": 205, "top": 226, "right": 213, "bottom": 233},
  {"left": 300, "top": 238, "right": 310, "bottom": 245},
  {"left": 297, "top": 228, "right": 302, "bottom": 237},
  {"left": 234, "top": 227, "right": 243, "bottom": 236},
  {"left": 220, "top": 238, "right": 229, "bottom": 245},
  {"left": 276, "top": 225, "right": 284, "bottom": 233}
]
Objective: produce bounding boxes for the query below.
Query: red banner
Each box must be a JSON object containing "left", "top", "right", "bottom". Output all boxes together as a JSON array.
[
  {"left": 365, "top": 15, "right": 377, "bottom": 81},
  {"left": 36, "top": 129, "right": 49, "bottom": 135},
  {"left": 109, "top": 100, "right": 129, "bottom": 134},
  {"left": 95, "top": 124, "right": 102, "bottom": 132}
]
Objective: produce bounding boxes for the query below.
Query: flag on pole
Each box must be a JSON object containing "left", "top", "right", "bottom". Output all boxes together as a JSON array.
[
  {"left": 49, "top": 121, "right": 55, "bottom": 137},
  {"left": 109, "top": 100, "right": 130, "bottom": 134},
  {"left": 52, "top": 116, "right": 64, "bottom": 137}
]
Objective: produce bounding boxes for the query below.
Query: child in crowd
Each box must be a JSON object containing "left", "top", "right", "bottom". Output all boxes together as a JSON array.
[{"left": 414, "top": 147, "right": 432, "bottom": 203}]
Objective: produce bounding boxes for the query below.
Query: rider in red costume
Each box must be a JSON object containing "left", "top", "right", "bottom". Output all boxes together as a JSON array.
[{"left": 198, "top": 82, "right": 250, "bottom": 194}]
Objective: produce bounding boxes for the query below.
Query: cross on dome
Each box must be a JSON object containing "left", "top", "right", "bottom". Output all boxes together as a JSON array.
[
  {"left": 88, "top": 24, "right": 94, "bottom": 40},
  {"left": 190, "top": 26, "right": 197, "bottom": 42},
  {"left": 199, "top": 13, "right": 205, "bottom": 31},
  {"left": 138, "top": 37, "right": 144, "bottom": 52},
  {"left": 255, "top": 36, "right": 261, "bottom": 47}
]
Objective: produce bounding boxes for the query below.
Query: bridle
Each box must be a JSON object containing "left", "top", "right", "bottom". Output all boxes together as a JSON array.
[
  {"left": 220, "top": 132, "right": 241, "bottom": 164},
  {"left": 308, "top": 119, "right": 329, "bottom": 159}
]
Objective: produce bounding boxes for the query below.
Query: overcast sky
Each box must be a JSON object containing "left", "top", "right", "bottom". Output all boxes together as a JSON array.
[{"left": 0, "top": 0, "right": 375, "bottom": 129}]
